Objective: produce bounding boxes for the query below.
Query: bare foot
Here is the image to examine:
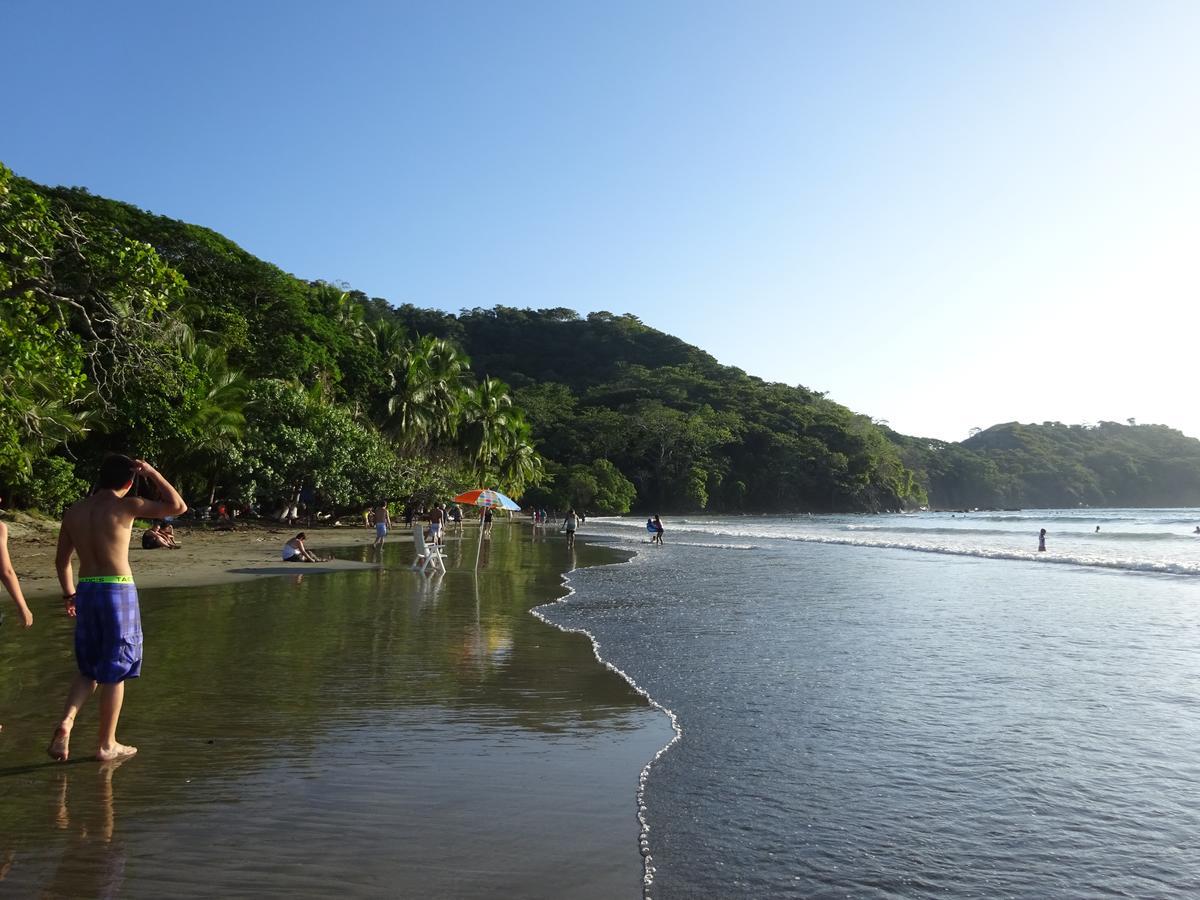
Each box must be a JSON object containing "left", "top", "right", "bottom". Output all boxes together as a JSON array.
[
  {"left": 48, "top": 725, "right": 71, "bottom": 761},
  {"left": 96, "top": 742, "right": 137, "bottom": 762}
]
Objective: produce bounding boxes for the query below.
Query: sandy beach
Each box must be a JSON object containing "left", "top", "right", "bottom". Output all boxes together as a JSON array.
[{"left": 3, "top": 514, "right": 386, "bottom": 601}]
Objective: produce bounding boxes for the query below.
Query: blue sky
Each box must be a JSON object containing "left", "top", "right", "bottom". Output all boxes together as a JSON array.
[{"left": 4, "top": 1, "right": 1197, "bottom": 440}]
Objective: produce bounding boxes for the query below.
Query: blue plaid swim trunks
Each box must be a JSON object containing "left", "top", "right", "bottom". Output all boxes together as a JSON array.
[{"left": 74, "top": 576, "right": 143, "bottom": 683}]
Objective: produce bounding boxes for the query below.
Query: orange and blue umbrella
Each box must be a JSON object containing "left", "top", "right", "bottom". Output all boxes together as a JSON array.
[{"left": 452, "top": 488, "right": 522, "bottom": 511}]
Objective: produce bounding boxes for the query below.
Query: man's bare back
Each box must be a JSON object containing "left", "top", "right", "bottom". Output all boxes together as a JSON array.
[
  {"left": 58, "top": 460, "right": 186, "bottom": 585},
  {"left": 49, "top": 457, "right": 186, "bottom": 763}
]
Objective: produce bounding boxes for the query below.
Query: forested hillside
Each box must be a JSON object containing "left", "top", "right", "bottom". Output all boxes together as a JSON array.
[
  {"left": 4, "top": 164, "right": 1197, "bottom": 516},
  {"left": 1, "top": 165, "right": 920, "bottom": 515},
  {"left": 892, "top": 421, "right": 1200, "bottom": 508}
]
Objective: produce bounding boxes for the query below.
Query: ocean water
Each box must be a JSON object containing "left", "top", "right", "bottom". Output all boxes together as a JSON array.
[{"left": 543, "top": 509, "right": 1200, "bottom": 898}]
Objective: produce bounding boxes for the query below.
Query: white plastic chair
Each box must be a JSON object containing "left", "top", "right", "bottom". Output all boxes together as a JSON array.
[{"left": 412, "top": 526, "right": 446, "bottom": 573}]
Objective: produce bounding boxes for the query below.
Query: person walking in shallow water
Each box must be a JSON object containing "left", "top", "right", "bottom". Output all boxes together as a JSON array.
[
  {"left": 1038, "top": 528, "right": 1047, "bottom": 552},
  {"left": 563, "top": 508, "right": 579, "bottom": 549},
  {"left": 49, "top": 455, "right": 187, "bottom": 762},
  {"left": 372, "top": 500, "right": 391, "bottom": 548},
  {"left": 653, "top": 515, "right": 665, "bottom": 545}
]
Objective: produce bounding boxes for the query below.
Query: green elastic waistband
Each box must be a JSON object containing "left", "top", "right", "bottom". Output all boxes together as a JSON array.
[{"left": 78, "top": 575, "right": 134, "bottom": 584}]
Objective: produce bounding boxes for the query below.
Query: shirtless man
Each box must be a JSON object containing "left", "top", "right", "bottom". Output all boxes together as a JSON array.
[
  {"left": 372, "top": 501, "right": 391, "bottom": 548},
  {"left": 49, "top": 455, "right": 187, "bottom": 762}
]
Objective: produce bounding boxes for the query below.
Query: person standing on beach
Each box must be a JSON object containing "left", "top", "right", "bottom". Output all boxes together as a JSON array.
[
  {"left": 1038, "top": 528, "right": 1047, "bottom": 552},
  {"left": 0, "top": 492, "right": 34, "bottom": 631},
  {"left": 563, "top": 508, "right": 579, "bottom": 549},
  {"left": 49, "top": 455, "right": 187, "bottom": 762},
  {"left": 653, "top": 515, "right": 665, "bottom": 545},
  {"left": 429, "top": 504, "right": 445, "bottom": 545},
  {"left": 1, "top": 491, "right": 34, "bottom": 733},
  {"left": 372, "top": 501, "right": 391, "bottom": 548}
]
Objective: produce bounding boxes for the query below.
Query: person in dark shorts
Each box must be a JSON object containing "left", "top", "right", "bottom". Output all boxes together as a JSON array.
[{"left": 49, "top": 455, "right": 187, "bottom": 762}]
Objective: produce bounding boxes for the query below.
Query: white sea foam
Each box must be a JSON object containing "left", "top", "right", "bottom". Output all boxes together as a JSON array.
[
  {"left": 584, "top": 510, "right": 1200, "bottom": 578},
  {"left": 530, "top": 552, "right": 680, "bottom": 900}
]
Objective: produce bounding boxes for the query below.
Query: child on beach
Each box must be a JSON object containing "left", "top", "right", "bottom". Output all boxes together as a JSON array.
[
  {"left": 49, "top": 455, "right": 187, "bottom": 762},
  {"left": 282, "top": 533, "right": 320, "bottom": 562}
]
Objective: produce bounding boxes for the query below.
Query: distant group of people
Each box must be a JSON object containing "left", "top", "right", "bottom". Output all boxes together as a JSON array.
[{"left": 367, "top": 501, "right": 471, "bottom": 549}]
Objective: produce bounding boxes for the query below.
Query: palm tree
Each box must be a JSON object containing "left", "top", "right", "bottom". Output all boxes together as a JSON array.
[
  {"left": 182, "top": 341, "right": 251, "bottom": 504},
  {"left": 458, "top": 376, "right": 517, "bottom": 475},
  {"left": 495, "top": 416, "right": 546, "bottom": 498},
  {"left": 383, "top": 335, "right": 468, "bottom": 452}
]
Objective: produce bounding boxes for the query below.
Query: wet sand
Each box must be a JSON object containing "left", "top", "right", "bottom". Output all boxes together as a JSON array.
[{"left": 0, "top": 525, "right": 668, "bottom": 898}]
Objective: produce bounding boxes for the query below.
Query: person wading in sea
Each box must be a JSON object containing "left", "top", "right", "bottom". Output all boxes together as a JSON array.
[{"left": 48, "top": 455, "right": 187, "bottom": 762}]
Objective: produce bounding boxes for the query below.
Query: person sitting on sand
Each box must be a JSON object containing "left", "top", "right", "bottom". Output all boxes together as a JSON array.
[
  {"left": 161, "top": 524, "right": 181, "bottom": 548},
  {"left": 282, "top": 533, "right": 320, "bottom": 563},
  {"left": 49, "top": 455, "right": 187, "bottom": 763},
  {"left": 141, "top": 523, "right": 172, "bottom": 550}
]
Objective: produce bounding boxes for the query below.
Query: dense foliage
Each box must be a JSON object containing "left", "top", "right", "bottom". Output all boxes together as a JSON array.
[
  {"left": 384, "top": 306, "right": 923, "bottom": 512},
  {"left": 5, "top": 164, "right": 1197, "bottom": 515},
  {"left": 891, "top": 421, "right": 1200, "bottom": 508},
  {"left": 0, "top": 165, "right": 542, "bottom": 515}
]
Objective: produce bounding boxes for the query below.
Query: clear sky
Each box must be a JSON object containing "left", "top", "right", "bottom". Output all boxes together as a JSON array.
[{"left": 3, "top": 1, "right": 1197, "bottom": 441}]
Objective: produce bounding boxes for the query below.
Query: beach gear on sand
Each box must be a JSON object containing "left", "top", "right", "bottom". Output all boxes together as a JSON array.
[
  {"left": 74, "top": 576, "right": 143, "bottom": 683},
  {"left": 412, "top": 527, "right": 446, "bottom": 574}
]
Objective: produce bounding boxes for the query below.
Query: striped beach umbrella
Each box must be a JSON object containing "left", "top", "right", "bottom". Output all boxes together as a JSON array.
[
  {"left": 452, "top": 488, "right": 522, "bottom": 569},
  {"left": 451, "top": 488, "right": 522, "bottom": 511}
]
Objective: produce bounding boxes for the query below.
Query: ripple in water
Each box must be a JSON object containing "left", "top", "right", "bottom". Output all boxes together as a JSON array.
[{"left": 546, "top": 518, "right": 1200, "bottom": 899}]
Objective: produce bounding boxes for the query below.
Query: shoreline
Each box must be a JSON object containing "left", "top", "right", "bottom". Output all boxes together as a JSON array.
[
  {"left": 1, "top": 523, "right": 670, "bottom": 898},
  {"left": 532, "top": 543, "right": 681, "bottom": 900}
]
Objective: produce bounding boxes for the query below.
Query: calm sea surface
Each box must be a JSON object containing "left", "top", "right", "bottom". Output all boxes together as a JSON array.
[{"left": 548, "top": 510, "right": 1200, "bottom": 898}]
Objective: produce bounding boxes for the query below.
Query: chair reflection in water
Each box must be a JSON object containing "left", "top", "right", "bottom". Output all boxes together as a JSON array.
[{"left": 411, "top": 527, "right": 446, "bottom": 573}]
